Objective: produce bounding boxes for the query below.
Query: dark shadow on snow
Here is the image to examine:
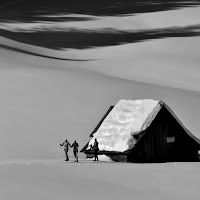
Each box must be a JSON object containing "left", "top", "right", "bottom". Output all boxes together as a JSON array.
[
  {"left": 0, "top": 0, "right": 200, "bottom": 22},
  {"left": 0, "top": 43, "right": 96, "bottom": 61},
  {"left": 1, "top": 24, "right": 200, "bottom": 49},
  {"left": 0, "top": 0, "right": 200, "bottom": 52}
]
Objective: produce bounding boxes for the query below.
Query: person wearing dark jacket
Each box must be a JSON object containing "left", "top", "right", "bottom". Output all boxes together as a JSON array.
[
  {"left": 60, "top": 138, "right": 71, "bottom": 161},
  {"left": 71, "top": 140, "right": 79, "bottom": 162},
  {"left": 93, "top": 138, "right": 99, "bottom": 161}
]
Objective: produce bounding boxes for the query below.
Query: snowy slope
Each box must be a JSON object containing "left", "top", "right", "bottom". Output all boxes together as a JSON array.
[
  {"left": 88, "top": 99, "right": 161, "bottom": 152},
  {"left": 0, "top": 3, "right": 200, "bottom": 161}
]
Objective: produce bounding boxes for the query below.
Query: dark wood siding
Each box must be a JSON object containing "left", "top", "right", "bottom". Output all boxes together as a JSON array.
[{"left": 127, "top": 106, "right": 199, "bottom": 163}]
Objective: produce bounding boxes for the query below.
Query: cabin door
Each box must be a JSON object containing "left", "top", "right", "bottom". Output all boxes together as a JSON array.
[{"left": 166, "top": 136, "right": 176, "bottom": 161}]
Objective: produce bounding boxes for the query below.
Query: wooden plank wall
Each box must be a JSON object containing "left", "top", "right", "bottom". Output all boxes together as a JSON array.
[{"left": 127, "top": 106, "right": 199, "bottom": 163}]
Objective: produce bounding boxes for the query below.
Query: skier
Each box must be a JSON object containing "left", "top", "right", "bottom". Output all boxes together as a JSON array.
[
  {"left": 60, "top": 138, "right": 71, "bottom": 161},
  {"left": 93, "top": 138, "right": 99, "bottom": 161},
  {"left": 71, "top": 140, "right": 79, "bottom": 162}
]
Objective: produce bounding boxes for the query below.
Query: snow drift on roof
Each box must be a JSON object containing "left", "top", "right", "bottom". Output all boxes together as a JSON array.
[{"left": 88, "top": 99, "right": 161, "bottom": 152}]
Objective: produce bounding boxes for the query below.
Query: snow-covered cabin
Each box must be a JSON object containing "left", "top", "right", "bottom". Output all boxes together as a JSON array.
[{"left": 81, "top": 99, "right": 200, "bottom": 162}]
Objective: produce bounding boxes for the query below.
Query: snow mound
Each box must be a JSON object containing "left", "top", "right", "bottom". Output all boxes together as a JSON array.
[
  {"left": 88, "top": 99, "right": 161, "bottom": 152},
  {"left": 86, "top": 155, "right": 114, "bottom": 162}
]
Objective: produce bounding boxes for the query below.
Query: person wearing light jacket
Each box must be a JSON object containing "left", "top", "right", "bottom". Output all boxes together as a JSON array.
[{"left": 60, "top": 138, "right": 71, "bottom": 161}]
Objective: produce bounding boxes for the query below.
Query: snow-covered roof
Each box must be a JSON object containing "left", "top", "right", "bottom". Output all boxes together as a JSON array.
[{"left": 87, "top": 99, "right": 161, "bottom": 152}]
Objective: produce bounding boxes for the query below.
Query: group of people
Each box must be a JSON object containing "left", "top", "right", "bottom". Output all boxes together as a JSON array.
[
  {"left": 60, "top": 139, "right": 79, "bottom": 162},
  {"left": 60, "top": 138, "right": 99, "bottom": 162}
]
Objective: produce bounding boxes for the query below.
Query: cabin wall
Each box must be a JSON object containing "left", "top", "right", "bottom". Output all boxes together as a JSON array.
[{"left": 127, "top": 106, "right": 199, "bottom": 163}]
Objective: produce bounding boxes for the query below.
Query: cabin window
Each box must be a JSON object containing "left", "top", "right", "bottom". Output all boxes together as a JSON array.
[{"left": 166, "top": 136, "right": 175, "bottom": 143}]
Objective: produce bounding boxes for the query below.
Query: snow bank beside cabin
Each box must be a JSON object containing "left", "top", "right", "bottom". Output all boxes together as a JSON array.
[{"left": 88, "top": 99, "right": 161, "bottom": 152}]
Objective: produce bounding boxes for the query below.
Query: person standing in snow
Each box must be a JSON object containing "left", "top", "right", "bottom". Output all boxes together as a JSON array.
[
  {"left": 60, "top": 138, "right": 71, "bottom": 161},
  {"left": 93, "top": 138, "right": 99, "bottom": 161},
  {"left": 71, "top": 140, "right": 79, "bottom": 162}
]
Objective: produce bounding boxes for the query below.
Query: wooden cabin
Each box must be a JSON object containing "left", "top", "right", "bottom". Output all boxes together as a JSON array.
[{"left": 81, "top": 101, "right": 200, "bottom": 163}]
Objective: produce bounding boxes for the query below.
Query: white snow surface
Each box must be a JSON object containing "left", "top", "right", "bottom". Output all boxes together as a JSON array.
[
  {"left": 1, "top": 160, "right": 200, "bottom": 200},
  {"left": 88, "top": 99, "right": 161, "bottom": 152}
]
